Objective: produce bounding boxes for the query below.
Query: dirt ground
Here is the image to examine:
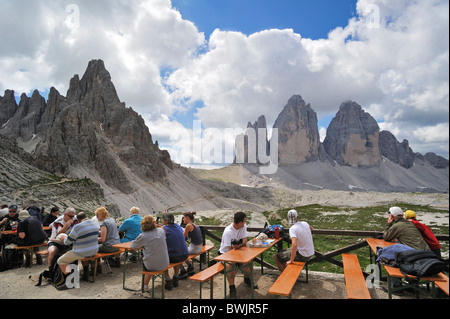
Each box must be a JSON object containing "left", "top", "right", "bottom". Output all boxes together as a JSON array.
[{"left": 0, "top": 254, "right": 428, "bottom": 300}]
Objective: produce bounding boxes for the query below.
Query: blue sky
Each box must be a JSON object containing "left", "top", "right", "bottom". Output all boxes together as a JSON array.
[
  {"left": 172, "top": 0, "right": 357, "bottom": 40},
  {"left": 169, "top": 0, "right": 358, "bottom": 143}
]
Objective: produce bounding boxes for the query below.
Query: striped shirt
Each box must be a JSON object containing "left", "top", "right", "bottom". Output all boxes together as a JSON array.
[{"left": 64, "top": 219, "right": 99, "bottom": 257}]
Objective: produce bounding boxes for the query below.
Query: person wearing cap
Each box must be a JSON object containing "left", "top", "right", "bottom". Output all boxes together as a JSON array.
[
  {"left": 274, "top": 209, "right": 314, "bottom": 272},
  {"left": 0, "top": 204, "right": 20, "bottom": 231},
  {"left": 17, "top": 210, "right": 48, "bottom": 266},
  {"left": 383, "top": 206, "right": 429, "bottom": 250},
  {"left": 404, "top": 210, "right": 441, "bottom": 258}
]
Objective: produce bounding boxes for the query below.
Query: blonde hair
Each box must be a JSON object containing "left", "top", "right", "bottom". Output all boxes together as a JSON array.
[
  {"left": 95, "top": 206, "right": 109, "bottom": 219},
  {"left": 141, "top": 215, "right": 157, "bottom": 232},
  {"left": 130, "top": 206, "right": 140, "bottom": 215}
]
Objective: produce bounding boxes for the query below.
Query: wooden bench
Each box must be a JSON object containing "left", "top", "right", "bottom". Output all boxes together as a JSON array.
[
  {"left": 82, "top": 249, "right": 125, "bottom": 282},
  {"left": 13, "top": 242, "right": 48, "bottom": 268},
  {"left": 435, "top": 273, "right": 449, "bottom": 296},
  {"left": 268, "top": 261, "right": 307, "bottom": 298},
  {"left": 342, "top": 253, "right": 371, "bottom": 299},
  {"left": 189, "top": 262, "right": 224, "bottom": 299},
  {"left": 140, "top": 244, "right": 214, "bottom": 298},
  {"left": 384, "top": 264, "right": 448, "bottom": 299}
]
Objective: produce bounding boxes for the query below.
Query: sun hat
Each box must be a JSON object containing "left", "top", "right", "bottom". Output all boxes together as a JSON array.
[
  {"left": 287, "top": 209, "right": 298, "bottom": 225},
  {"left": 18, "top": 210, "right": 31, "bottom": 220},
  {"left": 388, "top": 206, "right": 404, "bottom": 217}
]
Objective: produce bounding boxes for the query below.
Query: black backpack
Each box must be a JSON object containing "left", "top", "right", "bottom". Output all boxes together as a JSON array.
[
  {"left": 395, "top": 249, "right": 445, "bottom": 279},
  {"left": 0, "top": 247, "right": 24, "bottom": 272},
  {"left": 36, "top": 259, "right": 64, "bottom": 287}
]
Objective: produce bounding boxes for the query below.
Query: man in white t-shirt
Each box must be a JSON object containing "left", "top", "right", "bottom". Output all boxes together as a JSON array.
[
  {"left": 274, "top": 209, "right": 314, "bottom": 271},
  {"left": 219, "top": 211, "right": 257, "bottom": 298}
]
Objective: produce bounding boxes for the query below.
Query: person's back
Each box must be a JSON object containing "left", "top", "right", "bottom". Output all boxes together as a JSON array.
[
  {"left": 290, "top": 221, "right": 315, "bottom": 258},
  {"left": 384, "top": 218, "right": 429, "bottom": 250},
  {"left": 65, "top": 219, "right": 99, "bottom": 257},
  {"left": 132, "top": 227, "right": 169, "bottom": 271},
  {"left": 100, "top": 217, "right": 121, "bottom": 246},
  {"left": 119, "top": 214, "right": 142, "bottom": 243},
  {"left": 164, "top": 223, "right": 188, "bottom": 257},
  {"left": 17, "top": 215, "right": 47, "bottom": 246}
]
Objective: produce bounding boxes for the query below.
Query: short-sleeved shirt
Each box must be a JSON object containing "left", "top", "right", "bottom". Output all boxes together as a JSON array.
[
  {"left": 17, "top": 216, "right": 47, "bottom": 246},
  {"left": 219, "top": 223, "right": 247, "bottom": 254},
  {"left": 131, "top": 228, "right": 170, "bottom": 271},
  {"left": 289, "top": 221, "right": 314, "bottom": 258},
  {"left": 164, "top": 223, "right": 188, "bottom": 258},
  {"left": 118, "top": 214, "right": 142, "bottom": 243},
  {"left": 100, "top": 217, "right": 121, "bottom": 247}
]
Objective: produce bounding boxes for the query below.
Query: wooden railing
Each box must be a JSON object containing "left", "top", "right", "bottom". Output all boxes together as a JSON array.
[{"left": 199, "top": 225, "right": 449, "bottom": 274}]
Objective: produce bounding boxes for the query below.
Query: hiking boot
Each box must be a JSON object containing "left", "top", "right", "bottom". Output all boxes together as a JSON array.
[
  {"left": 24, "top": 253, "right": 31, "bottom": 268},
  {"left": 179, "top": 266, "right": 188, "bottom": 279},
  {"left": 244, "top": 277, "right": 259, "bottom": 289},
  {"left": 228, "top": 285, "right": 237, "bottom": 299},
  {"left": 82, "top": 266, "right": 90, "bottom": 282},
  {"left": 173, "top": 275, "right": 179, "bottom": 287},
  {"left": 36, "top": 254, "right": 43, "bottom": 265},
  {"left": 109, "top": 258, "right": 121, "bottom": 268},
  {"left": 187, "top": 264, "right": 195, "bottom": 275},
  {"left": 56, "top": 283, "right": 70, "bottom": 291},
  {"left": 165, "top": 279, "right": 173, "bottom": 290}
]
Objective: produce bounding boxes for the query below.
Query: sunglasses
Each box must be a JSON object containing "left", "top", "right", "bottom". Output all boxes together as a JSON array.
[{"left": 66, "top": 214, "right": 75, "bottom": 218}]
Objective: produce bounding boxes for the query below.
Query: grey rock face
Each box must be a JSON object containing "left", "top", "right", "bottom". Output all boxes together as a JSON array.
[
  {"left": 379, "top": 130, "right": 415, "bottom": 169},
  {"left": 0, "top": 59, "right": 173, "bottom": 194},
  {"left": 272, "top": 95, "right": 320, "bottom": 164},
  {"left": 323, "top": 101, "right": 381, "bottom": 167}
]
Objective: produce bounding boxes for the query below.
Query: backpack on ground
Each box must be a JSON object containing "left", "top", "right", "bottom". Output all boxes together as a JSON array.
[
  {"left": 395, "top": 249, "right": 445, "bottom": 280},
  {"left": 35, "top": 257, "right": 64, "bottom": 287},
  {"left": 0, "top": 246, "right": 24, "bottom": 272}
]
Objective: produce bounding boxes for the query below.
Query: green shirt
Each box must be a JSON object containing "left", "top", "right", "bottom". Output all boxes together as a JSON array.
[{"left": 383, "top": 218, "right": 429, "bottom": 250}]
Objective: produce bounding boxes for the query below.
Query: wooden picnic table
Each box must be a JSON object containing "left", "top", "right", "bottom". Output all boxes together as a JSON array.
[
  {"left": 113, "top": 241, "right": 141, "bottom": 291},
  {"left": 214, "top": 238, "right": 281, "bottom": 299},
  {"left": 365, "top": 238, "right": 447, "bottom": 298},
  {"left": 0, "top": 226, "right": 50, "bottom": 236}
]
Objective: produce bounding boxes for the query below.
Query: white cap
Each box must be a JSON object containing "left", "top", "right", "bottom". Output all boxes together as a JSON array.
[
  {"left": 288, "top": 209, "right": 298, "bottom": 225},
  {"left": 388, "top": 206, "right": 403, "bottom": 217}
]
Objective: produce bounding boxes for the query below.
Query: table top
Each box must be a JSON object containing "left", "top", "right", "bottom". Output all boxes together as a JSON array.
[
  {"left": 214, "top": 238, "right": 281, "bottom": 264},
  {"left": 0, "top": 226, "right": 50, "bottom": 236},
  {"left": 113, "top": 241, "right": 134, "bottom": 250},
  {"left": 365, "top": 237, "right": 395, "bottom": 253}
]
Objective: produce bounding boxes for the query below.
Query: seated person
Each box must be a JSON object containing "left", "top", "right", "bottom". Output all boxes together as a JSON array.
[
  {"left": 219, "top": 211, "right": 256, "bottom": 299},
  {"left": 130, "top": 215, "right": 169, "bottom": 292},
  {"left": 181, "top": 212, "right": 203, "bottom": 276},
  {"left": 47, "top": 207, "right": 78, "bottom": 273},
  {"left": 96, "top": 207, "right": 121, "bottom": 267},
  {"left": 55, "top": 212, "right": 100, "bottom": 289},
  {"left": 118, "top": 206, "right": 142, "bottom": 243},
  {"left": 161, "top": 213, "right": 189, "bottom": 290},
  {"left": 17, "top": 210, "right": 48, "bottom": 266}
]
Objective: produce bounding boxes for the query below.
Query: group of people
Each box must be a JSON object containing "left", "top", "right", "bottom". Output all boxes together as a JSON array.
[
  {"left": 130, "top": 211, "right": 203, "bottom": 291},
  {"left": 1, "top": 204, "right": 49, "bottom": 267},
  {"left": 2, "top": 201, "right": 443, "bottom": 297}
]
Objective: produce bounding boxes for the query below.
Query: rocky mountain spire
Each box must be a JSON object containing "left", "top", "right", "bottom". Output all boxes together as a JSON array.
[
  {"left": 323, "top": 100, "right": 381, "bottom": 167},
  {"left": 379, "top": 130, "right": 415, "bottom": 168},
  {"left": 0, "top": 89, "right": 18, "bottom": 127},
  {"left": 1, "top": 59, "right": 173, "bottom": 194},
  {"left": 272, "top": 95, "right": 320, "bottom": 164}
]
